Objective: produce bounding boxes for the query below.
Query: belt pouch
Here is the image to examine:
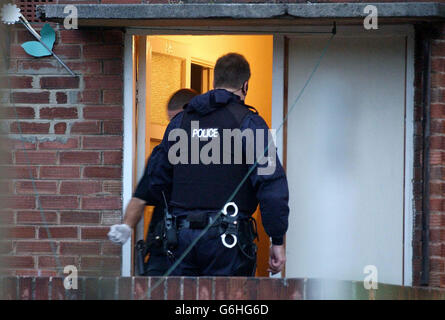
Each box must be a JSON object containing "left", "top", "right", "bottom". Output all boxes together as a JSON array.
[{"left": 186, "top": 212, "right": 208, "bottom": 229}]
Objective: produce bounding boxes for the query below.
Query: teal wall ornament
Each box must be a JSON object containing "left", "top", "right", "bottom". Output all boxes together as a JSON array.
[{"left": 1, "top": 3, "right": 76, "bottom": 76}]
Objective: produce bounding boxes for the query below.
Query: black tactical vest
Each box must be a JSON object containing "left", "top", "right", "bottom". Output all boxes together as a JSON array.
[{"left": 170, "top": 102, "right": 259, "bottom": 216}]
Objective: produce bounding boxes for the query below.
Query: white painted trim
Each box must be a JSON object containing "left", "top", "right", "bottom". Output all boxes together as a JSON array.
[
  {"left": 122, "top": 32, "right": 135, "bottom": 276},
  {"left": 135, "top": 36, "right": 147, "bottom": 243},
  {"left": 404, "top": 28, "right": 415, "bottom": 286},
  {"left": 271, "top": 35, "right": 284, "bottom": 161},
  {"left": 270, "top": 35, "right": 285, "bottom": 279}
]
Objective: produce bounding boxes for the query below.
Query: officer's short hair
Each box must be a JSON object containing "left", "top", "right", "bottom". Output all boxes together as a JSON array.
[
  {"left": 213, "top": 53, "right": 251, "bottom": 90},
  {"left": 167, "top": 88, "right": 198, "bottom": 111}
]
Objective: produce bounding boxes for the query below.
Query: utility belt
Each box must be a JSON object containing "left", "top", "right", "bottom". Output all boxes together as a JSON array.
[
  {"left": 138, "top": 202, "right": 259, "bottom": 276},
  {"left": 165, "top": 203, "right": 258, "bottom": 261}
]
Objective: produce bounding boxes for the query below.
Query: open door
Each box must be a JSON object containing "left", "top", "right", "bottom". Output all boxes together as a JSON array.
[{"left": 134, "top": 35, "right": 273, "bottom": 277}]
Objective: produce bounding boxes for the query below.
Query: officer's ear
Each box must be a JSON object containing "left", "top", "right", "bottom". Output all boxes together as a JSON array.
[{"left": 242, "top": 81, "right": 249, "bottom": 96}]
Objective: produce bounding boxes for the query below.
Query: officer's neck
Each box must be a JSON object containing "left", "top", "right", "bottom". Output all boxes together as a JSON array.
[{"left": 215, "top": 87, "right": 245, "bottom": 101}]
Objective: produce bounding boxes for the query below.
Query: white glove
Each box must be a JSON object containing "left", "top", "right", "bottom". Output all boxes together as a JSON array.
[{"left": 108, "top": 224, "right": 132, "bottom": 244}]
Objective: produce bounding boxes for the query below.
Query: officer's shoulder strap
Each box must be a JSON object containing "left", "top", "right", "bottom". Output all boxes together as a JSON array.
[{"left": 225, "top": 102, "right": 258, "bottom": 127}]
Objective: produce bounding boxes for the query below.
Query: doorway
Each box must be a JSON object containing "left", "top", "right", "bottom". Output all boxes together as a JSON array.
[{"left": 133, "top": 34, "right": 274, "bottom": 277}]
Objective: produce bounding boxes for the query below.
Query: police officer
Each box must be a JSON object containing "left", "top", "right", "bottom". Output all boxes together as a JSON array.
[
  {"left": 108, "top": 88, "right": 197, "bottom": 275},
  {"left": 110, "top": 53, "right": 289, "bottom": 276}
]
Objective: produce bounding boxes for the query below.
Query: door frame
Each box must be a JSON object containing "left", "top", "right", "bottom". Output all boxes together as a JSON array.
[{"left": 122, "top": 25, "right": 415, "bottom": 284}]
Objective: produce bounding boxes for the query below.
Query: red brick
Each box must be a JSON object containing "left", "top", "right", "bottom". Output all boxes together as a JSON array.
[
  {"left": 38, "top": 138, "right": 79, "bottom": 150},
  {"left": 2, "top": 256, "right": 34, "bottom": 268},
  {"left": 431, "top": 103, "right": 445, "bottom": 119},
  {"left": 0, "top": 137, "right": 36, "bottom": 150},
  {"left": 56, "top": 92, "right": 68, "bottom": 104},
  {"left": 83, "top": 45, "right": 122, "bottom": 59},
  {"left": 103, "top": 180, "right": 122, "bottom": 195},
  {"left": 432, "top": 41, "right": 445, "bottom": 57},
  {"left": 2, "top": 226, "right": 35, "bottom": 239},
  {"left": 83, "top": 106, "right": 122, "bottom": 120},
  {"left": 60, "top": 211, "right": 100, "bottom": 224},
  {"left": 18, "top": 277, "right": 32, "bottom": 300},
  {"left": 10, "top": 122, "right": 50, "bottom": 134},
  {"left": 40, "top": 166, "right": 80, "bottom": 179},
  {"left": 101, "top": 242, "right": 120, "bottom": 255},
  {"left": 103, "top": 30, "right": 124, "bottom": 44},
  {"left": 83, "top": 136, "right": 123, "bottom": 149},
  {"left": 60, "top": 241, "right": 100, "bottom": 255},
  {"left": 15, "top": 151, "right": 57, "bottom": 164},
  {"left": 40, "top": 107, "right": 78, "bottom": 119},
  {"left": 431, "top": 136, "right": 445, "bottom": 150},
  {"left": 40, "top": 77, "right": 79, "bottom": 89},
  {"left": 81, "top": 227, "right": 110, "bottom": 240},
  {"left": 38, "top": 256, "right": 77, "bottom": 269},
  {"left": 80, "top": 257, "right": 120, "bottom": 270},
  {"left": 1, "top": 166, "right": 37, "bottom": 179},
  {"left": 52, "top": 45, "right": 81, "bottom": 59},
  {"left": 51, "top": 277, "right": 66, "bottom": 300},
  {"left": 103, "top": 151, "right": 122, "bottom": 164},
  {"left": 11, "top": 92, "right": 49, "bottom": 104},
  {"left": 432, "top": 120, "right": 445, "bottom": 135},
  {"left": 77, "top": 90, "right": 101, "bottom": 104},
  {"left": 83, "top": 167, "right": 121, "bottom": 178},
  {"left": 35, "top": 278, "right": 50, "bottom": 300},
  {"left": 430, "top": 198, "right": 445, "bottom": 212},
  {"left": 103, "top": 120, "right": 122, "bottom": 134},
  {"left": 3, "top": 196, "right": 36, "bottom": 210},
  {"left": 60, "top": 151, "right": 100, "bottom": 165},
  {"left": 60, "top": 29, "right": 103, "bottom": 44},
  {"left": 15, "top": 181, "right": 58, "bottom": 194},
  {"left": 16, "top": 211, "right": 58, "bottom": 224},
  {"left": 54, "top": 122, "right": 67, "bottom": 134},
  {"left": 0, "top": 107, "right": 35, "bottom": 119},
  {"left": 0, "top": 76, "right": 33, "bottom": 88},
  {"left": 39, "top": 227, "right": 78, "bottom": 239},
  {"left": 60, "top": 181, "right": 101, "bottom": 195},
  {"left": 40, "top": 196, "right": 79, "bottom": 209},
  {"left": 84, "top": 76, "right": 121, "bottom": 89},
  {"left": 103, "top": 60, "right": 123, "bottom": 75},
  {"left": 81, "top": 196, "right": 121, "bottom": 210},
  {"left": 103, "top": 90, "right": 123, "bottom": 104},
  {"left": 16, "top": 241, "right": 57, "bottom": 253},
  {"left": 432, "top": 73, "right": 445, "bottom": 88},
  {"left": 102, "top": 0, "right": 140, "bottom": 3},
  {"left": 71, "top": 121, "right": 101, "bottom": 134},
  {"left": 430, "top": 150, "right": 445, "bottom": 166},
  {"left": 18, "top": 60, "right": 59, "bottom": 73},
  {"left": 183, "top": 278, "right": 197, "bottom": 300},
  {"left": 66, "top": 61, "right": 102, "bottom": 74},
  {"left": 430, "top": 214, "right": 445, "bottom": 228},
  {"left": 431, "top": 166, "right": 445, "bottom": 180}
]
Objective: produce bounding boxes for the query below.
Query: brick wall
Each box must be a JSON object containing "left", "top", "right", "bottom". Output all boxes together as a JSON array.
[
  {"left": 1, "top": 0, "right": 445, "bottom": 287},
  {"left": 1, "top": 22, "right": 124, "bottom": 277},
  {"left": 411, "top": 23, "right": 445, "bottom": 288},
  {"left": 2, "top": 276, "right": 445, "bottom": 300},
  {"left": 426, "top": 24, "right": 445, "bottom": 288}
]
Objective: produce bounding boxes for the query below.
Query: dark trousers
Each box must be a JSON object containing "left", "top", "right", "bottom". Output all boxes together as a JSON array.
[
  {"left": 168, "top": 227, "right": 256, "bottom": 276},
  {"left": 144, "top": 253, "right": 170, "bottom": 276}
]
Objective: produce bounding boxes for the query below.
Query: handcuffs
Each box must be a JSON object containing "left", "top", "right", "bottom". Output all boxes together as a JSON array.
[{"left": 220, "top": 202, "right": 239, "bottom": 249}]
